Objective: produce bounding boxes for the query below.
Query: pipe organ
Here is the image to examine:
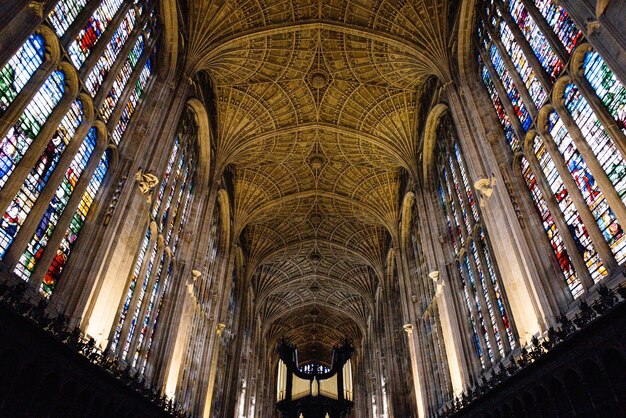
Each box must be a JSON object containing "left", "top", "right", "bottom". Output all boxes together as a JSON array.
[{"left": 275, "top": 340, "right": 354, "bottom": 418}]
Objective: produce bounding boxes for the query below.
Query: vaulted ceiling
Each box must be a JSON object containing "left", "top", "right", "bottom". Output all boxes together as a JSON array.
[{"left": 180, "top": 0, "right": 456, "bottom": 363}]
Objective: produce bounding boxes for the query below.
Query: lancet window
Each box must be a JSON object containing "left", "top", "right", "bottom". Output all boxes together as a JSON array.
[
  {"left": 0, "top": 0, "right": 157, "bottom": 297},
  {"left": 478, "top": 0, "right": 626, "bottom": 301},
  {"left": 436, "top": 114, "right": 516, "bottom": 370},
  {"left": 109, "top": 112, "right": 196, "bottom": 372}
]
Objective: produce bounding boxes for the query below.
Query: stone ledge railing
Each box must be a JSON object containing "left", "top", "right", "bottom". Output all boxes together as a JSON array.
[
  {"left": 0, "top": 279, "right": 191, "bottom": 418},
  {"left": 440, "top": 283, "right": 626, "bottom": 417}
]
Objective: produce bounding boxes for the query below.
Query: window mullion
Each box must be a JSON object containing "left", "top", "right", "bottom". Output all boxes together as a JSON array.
[
  {"left": 473, "top": 236, "right": 512, "bottom": 354},
  {"left": 523, "top": 149, "right": 595, "bottom": 290},
  {"left": 517, "top": 0, "right": 570, "bottom": 63},
  {"left": 459, "top": 255, "right": 492, "bottom": 370},
  {"left": 17, "top": 141, "right": 107, "bottom": 287},
  {"left": 479, "top": 48, "right": 527, "bottom": 141},
  {"left": 0, "top": 117, "right": 93, "bottom": 268},
  {"left": 0, "top": 76, "right": 79, "bottom": 211},
  {"left": 466, "top": 244, "right": 501, "bottom": 364},
  {"left": 91, "top": 8, "right": 147, "bottom": 107},
  {"left": 76, "top": 2, "right": 133, "bottom": 78},
  {"left": 495, "top": 3, "right": 554, "bottom": 93},
  {"left": 57, "top": 0, "right": 106, "bottom": 47},
  {"left": 569, "top": 56, "right": 626, "bottom": 158},
  {"left": 104, "top": 37, "right": 154, "bottom": 131},
  {"left": 537, "top": 129, "right": 618, "bottom": 272},
  {"left": 127, "top": 235, "right": 166, "bottom": 366},
  {"left": 487, "top": 24, "right": 540, "bottom": 118},
  {"left": 111, "top": 221, "right": 158, "bottom": 355},
  {"left": 552, "top": 102, "right": 626, "bottom": 229}
]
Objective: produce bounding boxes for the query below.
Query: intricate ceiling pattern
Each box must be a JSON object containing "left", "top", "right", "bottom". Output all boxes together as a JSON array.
[{"left": 182, "top": 0, "right": 454, "bottom": 362}]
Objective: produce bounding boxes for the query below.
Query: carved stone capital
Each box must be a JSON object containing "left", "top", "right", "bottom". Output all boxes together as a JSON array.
[
  {"left": 216, "top": 323, "right": 226, "bottom": 335},
  {"left": 403, "top": 323, "right": 413, "bottom": 334},
  {"left": 135, "top": 169, "right": 159, "bottom": 204}
]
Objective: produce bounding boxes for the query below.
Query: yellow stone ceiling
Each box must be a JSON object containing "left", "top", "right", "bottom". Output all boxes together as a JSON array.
[{"left": 181, "top": 0, "right": 455, "bottom": 362}]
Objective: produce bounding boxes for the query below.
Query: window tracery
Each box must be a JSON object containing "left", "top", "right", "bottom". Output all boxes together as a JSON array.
[{"left": 478, "top": 0, "right": 626, "bottom": 300}]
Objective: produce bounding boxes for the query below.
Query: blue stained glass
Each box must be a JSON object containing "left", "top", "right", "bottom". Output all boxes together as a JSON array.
[
  {"left": 42, "top": 151, "right": 109, "bottom": 296},
  {"left": 533, "top": 0, "right": 583, "bottom": 54},
  {"left": 100, "top": 35, "right": 145, "bottom": 122},
  {"left": 533, "top": 134, "right": 606, "bottom": 282},
  {"left": 583, "top": 51, "right": 626, "bottom": 136},
  {"left": 464, "top": 253, "right": 494, "bottom": 363},
  {"left": 67, "top": 0, "right": 125, "bottom": 68},
  {"left": 0, "top": 100, "right": 83, "bottom": 258},
  {"left": 14, "top": 128, "right": 97, "bottom": 285},
  {"left": 48, "top": 0, "right": 89, "bottom": 37},
  {"left": 564, "top": 83, "right": 626, "bottom": 203},
  {"left": 520, "top": 156, "right": 581, "bottom": 297},
  {"left": 509, "top": 0, "right": 563, "bottom": 81},
  {"left": 111, "top": 59, "right": 152, "bottom": 144},
  {"left": 152, "top": 138, "right": 179, "bottom": 218},
  {"left": 489, "top": 45, "right": 532, "bottom": 131},
  {"left": 111, "top": 227, "right": 150, "bottom": 351},
  {"left": 548, "top": 111, "right": 626, "bottom": 265},
  {"left": 0, "top": 71, "right": 65, "bottom": 190},
  {"left": 480, "top": 62, "right": 521, "bottom": 152},
  {"left": 85, "top": 8, "right": 137, "bottom": 97},
  {"left": 497, "top": 18, "right": 547, "bottom": 107},
  {"left": 0, "top": 35, "right": 45, "bottom": 113}
]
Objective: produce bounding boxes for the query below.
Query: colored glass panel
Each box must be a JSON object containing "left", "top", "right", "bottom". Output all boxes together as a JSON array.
[
  {"left": 454, "top": 143, "right": 479, "bottom": 222},
  {"left": 497, "top": 17, "right": 547, "bottom": 107},
  {"left": 520, "top": 156, "right": 581, "bottom": 296},
  {"left": 99, "top": 35, "right": 145, "bottom": 121},
  {"left": 85, "top": 8, "right": 137, "bottom": 97},
  {"left": 464, "top": 252, "right": 494, "bottom": 362},
  {"left": 548, "top": 111, "right": 626, "bottom": 264},
  {"left": 564, "top": 83, "right": 626, "bottom": 202},
  {"left": 67, "top": 0, "right": 124, "bottom": 68},
  {"left": 111, "top": 227, "right": 150, "bottom": 351},
  {"left": 0, "top": 34, "right": 45, "bottom": 113},
  {"left": 111, "top": 58, "right": 152, "bottom": 144},
  {"left": 42, "top": 150, "right": 109, "bottom": 296},
  {"left": 0, "top": 100, "right": 82, "bottom": 258},
  {"left": 489, "top": 44, "right": 532, "bottom": 131},
  {"left": 14, "top": 128, "right": 97, "bottom": 284},
  {"left": 532, "top": 134, "right": 606, "bottom": 282},
  {"left": 583, "top": 51, "right": 626, "bottom": 136},
  {"left": 48, "top": 0, "right": 89, "bottom": 37},
  {"left": 480, "top": 62, "right": 521, "bottom": 152},
  {"left": 509, "top": 0, "right": 563, "bottom": 81},
  {"left": 0, "top": 71, "right": 65, "bottom": 190},
  {"left": 152, "top": 138, "right": 179, "bottom": 218},
  {"left": 533, "top": 0, "right": 582, "bottom": 54}
]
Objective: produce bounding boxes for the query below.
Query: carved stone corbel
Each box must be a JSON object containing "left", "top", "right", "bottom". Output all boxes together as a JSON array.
[
  {"left": 134, "top": 168, "right": 159, "bottom": 204},
  {"left": 474, "top": 175, "right": 496, "bottom": 207}
]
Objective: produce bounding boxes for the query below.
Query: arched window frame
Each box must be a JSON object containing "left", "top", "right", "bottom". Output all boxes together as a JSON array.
[{"left": 476, "top": 0, "right": 626, "bottom": 304}]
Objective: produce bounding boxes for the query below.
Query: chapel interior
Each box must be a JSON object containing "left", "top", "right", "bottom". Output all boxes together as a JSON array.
[{"left": 0, "top": 0, "right": 625, "bottom": 417}]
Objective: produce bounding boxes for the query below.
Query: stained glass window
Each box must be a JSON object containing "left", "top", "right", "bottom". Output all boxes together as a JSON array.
[
  {"left": 533, "top": 0, "right": 582, "bottom": 54},
  {"left": 111, "top": 58, "right": 152, "bottom": 144},
  {"left": 99, "top": 35, "right": 145, "bottom": 122},
  {"left": 0, "top": 35, "right": 45, "bottom": 113},
  {"left": 14, "top": 128, "right": 97, "bottom": 284},
  {"left": 41, "top": 150, "right": 110, "bottom": 296},
  {"left": 48, "top": 0, "right": 89, "bottom": 37},
  {"left": 520, "top": 156, "right": 582, "bottom": 296},
  {"left": 437, "top": 114, "right": 514, "bottom": 366},
  {"left": 85, "top": 8, "right": 137, "bottom": 97},
  {"left": 547, "top": 111, "right": 626, "bottom": 264},
  {"left": 563, "top": 83, "right": 626, "bottom": 203},
  {"left": 111, "top": 227, "right": 151, "bottom": 352},
  {"left": 497, "top": 16, "right": 547, "bottom": 107},
  {"left": 0, "top": 71, "right": 65, "bottom": 190},
  {"left": 489, "top": 44, "right": 532, "bottom": 131},
  {"left": 67, "top": 0, "right": 125, "bottom": 68},
  {"left": 532, "top": 134, "right": 607, "bottom": 282},
  {"left": 508, "top": 0, "right": 563, "bottom": 81},
  {"left": 583, "top": 51, "right": 626, "bottom": 136},
  {"left": 0, "top": 100, "right": 83, "bottom": 258}
]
